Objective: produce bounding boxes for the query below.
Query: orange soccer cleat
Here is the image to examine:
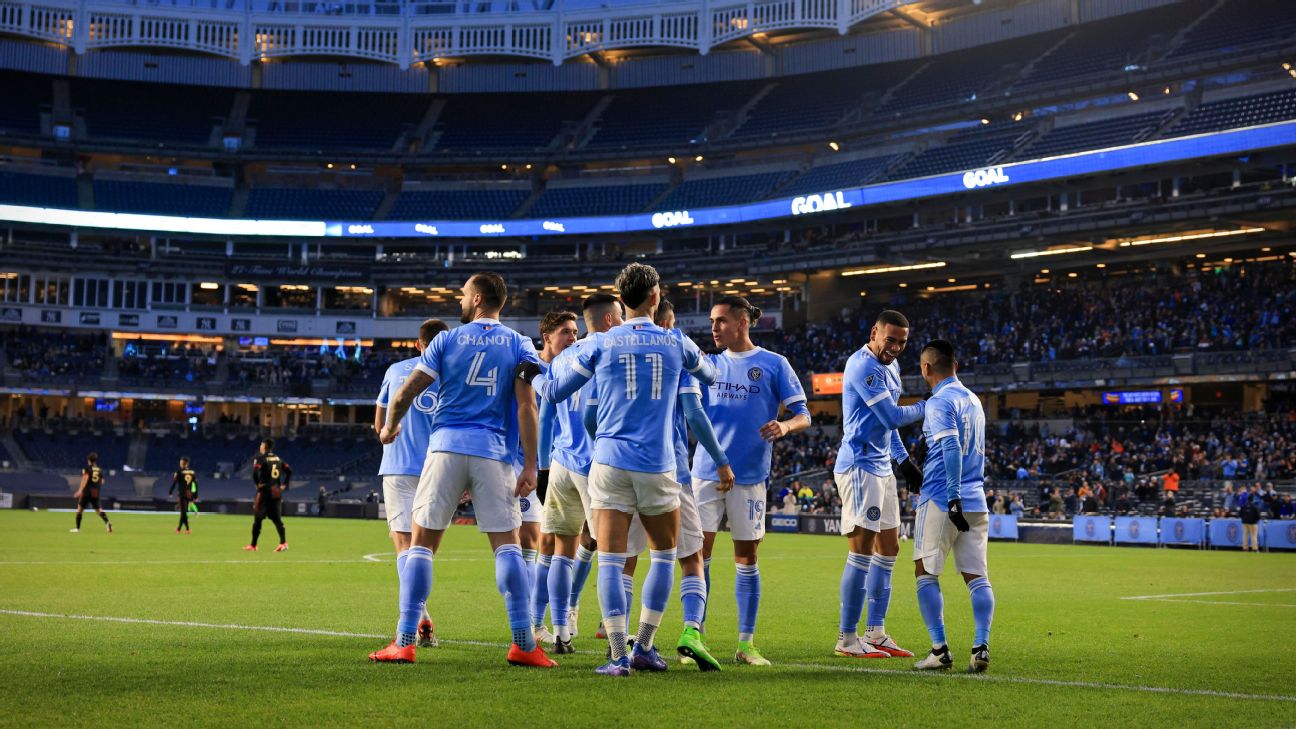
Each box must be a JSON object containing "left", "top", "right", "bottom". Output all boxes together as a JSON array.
[
  {"left": 418, "top": 619, "right": 439, "bottom": 648},
  {"left": 506, "top": 643, "right": 557, "bottom": 668},
  {"left": 274, "top": 543, "right": 289, "bottom": 553},
  {"left": 243, "top": 545, "right": 258, "bottom": 551},
  {"left": 368, "top": 641, "right": 416, "bottom": 664}
]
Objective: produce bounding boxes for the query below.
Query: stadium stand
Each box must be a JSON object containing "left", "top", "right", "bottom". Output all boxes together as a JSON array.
[
  {"left": 886, "top": 125, "right": 1023, "bottom": 180},
  {"left": 585, "top": 81, "right": 763, "bottom": 150},
  {"left": 1165, "top": 0, "right": 1296, "bottom": 60},
  {"left": 0, "top": 168, "right": 79, "bottom": 209},
  {"left": 12, "top": 428, "right": 130, "bottom": 472},
  {"left": 0, "top": 70, "right": 51, "bottom": 137},
  {"left": 879, "top": 32, "right": 1063, "bottom": 116},
  {"left": 244, "top": 186, "right": 385, "bottom": 220},
  {"left": 1167, "top": 87, "right": 1296, "bottom": 137},
  {"left": 71, "top": 77, "right": 230, "bottom": 146},
  {"left": 1, "top": 328, "right": 109, "bottom": 384},
  {"left": 528, "top": 180, "right": 668, "bottom": 217},
  {"left": 654, "top": 170, "right": 794, "bottom": 210},
  {"left": 387, "top": 186, "right": 530, "bottom": 220},
  {"left": 1022, "top": 110, "right": 1173, "bottom": 159},
  {"left": 730, "top": 61, "right": 913, "bottom": 140},
  {"left": 93, "top": 178, "right": 234, "bottom": 217},
  {"left": 431, "top": 92, "right": 597, "bottom": 153},
  {"left": 247, "top": 90, "right": 428, "bottom": 151},
  {"left": 1016, "top": 4, "right": 1185, "bottom": 88},
  {"left": 778, "top": 154, "right": 898, "bottom": 197}
]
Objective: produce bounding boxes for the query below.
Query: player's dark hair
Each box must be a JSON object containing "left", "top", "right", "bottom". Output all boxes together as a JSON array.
[
  {"left": 87, "top": 452, "right": 98, "bottom": 464},
  {"left": 876, "top": 309, "right": 910, "bottom": 329},
  {"left": 419, "top": 318, "right": 448, "bottom": 346},
  {"left": 261, "top": 438, "right": 274, "bottom": 450},
  {"left": 540, "top": 309, "right": 578, "bottom": 336},
  {"left": 468, "top": 272, "right": 508, "bottom": 311},
  {"left": 614, "top": 262, "right": 660, "bottom": 310},
  {"left": 653, "top": 297, "right": 675, "bottom": 327},
  {"left": 180, "top": 456, "right": 190, "bottom": 465},
  {"left": 716, "top": 295, "right": 762, "bottom": 324},
  {"left": 921, "top": 339, "right": 957, "bottom": 373},
  {"left": 581, "top": 292, "right": 618, "bottom": 312}
]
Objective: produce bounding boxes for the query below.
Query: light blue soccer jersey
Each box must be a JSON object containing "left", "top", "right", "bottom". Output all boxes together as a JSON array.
[
  {"left": 919, "top": 376, "right": 988, "bottom": 512},
  {"left": 513, "top": 359, "right": 550, "bottom": 476},
  {"left": 377, "top": 356, "right": 439, "bottom": 477},
  {"left": 549, "top": 339, "right": 598, "bottom": 477},
  {"left": 414, "top": 318, "right": 540, "bottom": 463},
  {"left": 674, "top": 373, "right": 700, "bottom": 485},
  {"left": 835, "top": 346, "right": 913, "bottom": 476},
  {"left": 691, "top": 348, "right": 808, "bottom": 485},
  {"left": 536, "top": 316, "right": 715, "bottom": 473}
]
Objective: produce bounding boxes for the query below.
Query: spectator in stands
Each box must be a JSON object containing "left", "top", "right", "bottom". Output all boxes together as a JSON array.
[
  {"left": 1162, "top": 470, "right": 1180, "bottom": 495},
  {"left": 1240, "top": 495, "right": 1263, "bottom": 552},
  {"left": 1280, "top": 494, "right": 1294, "bottom": 520},
  {"left": 1009, "top": 494, "right": 1024, "bottom": 518},
  {"left": 1219, "top": 484, "right": 1236, "bottom": 514},
  {"left": 1113, "top": 491, "right": 1133, "bottom": 515},
  {"left": 1161, "top": 490, "right": 1177, "bottom": 518}
]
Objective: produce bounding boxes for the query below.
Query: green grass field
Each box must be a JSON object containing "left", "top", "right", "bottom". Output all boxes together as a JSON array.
[{"left": 1, "top": 509, "right": 1294, "bottom": 728}]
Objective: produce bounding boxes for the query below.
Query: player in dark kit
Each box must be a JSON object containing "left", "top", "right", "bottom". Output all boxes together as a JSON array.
[
  {"left": 169, "top": 457, "right": 199, "bottom": 534},
  {"left": 71, "top": 452, "right": 112, "bottom": 534},
  {"left": 244, "top": 439, "right": 292, "bottom": 552}
]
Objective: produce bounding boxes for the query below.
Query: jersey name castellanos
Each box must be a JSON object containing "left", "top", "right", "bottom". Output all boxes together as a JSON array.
[
  {"left": 920, "top": 376, "right": 988, "bottom": 512},
  {"left": 377, "top": 356, "right": 439, "bottom": 476},
  {"left": 414, "top": 318, "right": 539, "bottom": 463},
  {"left": 835, "top": 346, "right": 908, "bottom": 476},
  {"left": 549, "top": 339, "right": 598, "bottom": 477},
  {"left": 691, "top": 347, "right": 808, "bottom": 485}
]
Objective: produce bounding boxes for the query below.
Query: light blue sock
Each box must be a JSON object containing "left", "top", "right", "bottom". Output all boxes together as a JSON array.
[
  {"left": 680, "top": 575, "right": 706, "bottom": 629},
  {"left": 735, "top": 563, "right": 760, "bottom": 642},
  {"left": 531, "top": 554, "right": 552, "bottom": 628},
  {"left": 621, "top": 572, "right": 635, "bottom": 622},
  {"left": 701, "top": 557, "right": 712, "bottom": 631},
  {"left": 597, "top": 552, "right": 629, "bottom": 661},
  {"left": 635, "top": 549, "right": 676, "bottom": 649},
  {"left": 397, "top": 546, "right": 433, "bottom": 647},
  {"left": 967, "top": 576, "right": 995, "bottom": 648},
  {"left": 570, "top": 545, "right": 594, "bottom": 609},
  {"left": 548, "top": 556, "right": 574, "bottom": 629},
  {"left": 839, "top": 552, "right": 869, "bottom": 638},
  {"left": 864, "top": 554, "right": 896, "bottom": 634},
  {"left": 396, "top": 549, "right": 408, "bottom": 580},
  {"left": 495, "top": 544, "right": 534, "bottom": 651},
  {"left": 916, "top": 574, "right": 946, "bottom": 648}
]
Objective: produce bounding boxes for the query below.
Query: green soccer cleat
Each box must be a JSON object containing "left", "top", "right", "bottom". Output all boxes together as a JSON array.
[
  {"left": 734, "top": 641, "right": 771, "bottom": 666},
  {"left": 676, "top": 627, "right": 721, "bottom": 672}
]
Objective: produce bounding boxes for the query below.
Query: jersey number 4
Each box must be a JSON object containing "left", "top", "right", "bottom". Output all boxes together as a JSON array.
[
  {"left": 618, "top": 352, "right": 663, "bottom": 400},
  {"left": 465, "top": 352, "right": 499, "bottom": 397}
]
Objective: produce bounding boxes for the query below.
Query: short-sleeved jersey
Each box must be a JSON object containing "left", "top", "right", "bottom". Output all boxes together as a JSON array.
[
  {"left": 378, "top": 355, "right": 439, "bottom": 477},
  {"left": 673, "top": 374, "right": 700, "bottom": 485},
  {"left": 84, "top": 465, "right": 103, "bottom": 496},
  {"left": 513, "top": 359, "right": 549, "bottom": 476},
  {"left": 919, "top": 377, "right": 988, "bottom": 512},
  {"left": 549, "top": 339, "right": 598, "bottom": 477},
  {"left": 835, "top": 346, "right": 904, "bottom": 476},
  {"left": 414, "top": 318, "right": 540, "bottom": 464},
  {"left": 253, "top": 453, "right": 289, "bottom": 491},
  {"left": 570, "top": 317, "right": 710, "bottom": 473},
  {"left": 691, "top": 347, "right": 807, "bottom": 485},
  {"left": 173, "top": 469, "right": 198, "bottom": 498}
]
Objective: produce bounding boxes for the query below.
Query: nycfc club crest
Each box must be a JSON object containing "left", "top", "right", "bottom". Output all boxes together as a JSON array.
[
  {"left": 1289, "top": 524, "right": 1296, "bottom": 544},
  {"left": 1227, "top": 523, "right": 1240, "bottom": 541},
  {"left": 1085, "top": 520, "right": 1095, "bottom": 538},
  {"left": 866, "top": 506, "right": 881, "bottom": 522},
  {"left": 519, "top": 497, "right": 531, "bottom": 512},
  {"left": 1174, "top": 521, "right": 1185, "bottom": 540},
  {"left": 748, "top": 367, "right": 762, "bottom": 382},
  {"left": 991, "top": 517, "right": 1001, "bottom": 536},
  {"left": 865, "top": 374, "right": 875, "bottom": 388},
  {"left": 1128, "top": 520, "right": 1141, "bottom": 538}
]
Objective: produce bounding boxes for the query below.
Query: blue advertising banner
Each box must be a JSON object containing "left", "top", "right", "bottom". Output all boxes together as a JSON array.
[
  {"left": 1209, "top": 518, "right": 1245, "bottom": 548},
  {"left": 989, "top": 514, "right": 1019, "bottom": 540},
  {"left": 768, "top": 514, "right": 799, "bottom": 533},
  {"left": 1072, "top": 515, "right": 1111, "bottom": 543},
  {"left": 1114, "top": 516, "right": 1159, "bottom": 545},
  {"left": 1159, "top": 518, "right": 1205, "bottom": 546},
  {"left": 1265, "top": 520, "right": 1296, "bottom": 551}
]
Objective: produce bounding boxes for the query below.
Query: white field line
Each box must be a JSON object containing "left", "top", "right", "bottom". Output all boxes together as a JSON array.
[
  {"left": 1, "top": 609, "right": 1294, "bottom": 703},
  {"left": 0, "top": 556, "right": 492, "bottom": 566},
  {"left": 1122, "top": 588, "right": 1296, "bottom": 600}
]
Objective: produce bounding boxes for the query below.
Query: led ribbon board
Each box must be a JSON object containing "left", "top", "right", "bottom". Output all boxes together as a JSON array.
[{"left": 1, "top": 121, "right": 1293, "bottom": 238}]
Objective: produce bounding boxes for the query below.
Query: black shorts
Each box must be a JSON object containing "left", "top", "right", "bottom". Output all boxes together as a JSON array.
[
  {"left": 79, "top": 495, "right": 100, "bottom": 510},
  {"left": 253, "top": 492, "right": 283, "bottom": 520}
]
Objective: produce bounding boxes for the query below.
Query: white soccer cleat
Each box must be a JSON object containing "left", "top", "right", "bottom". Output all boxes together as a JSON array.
[
  {"left": 968, "top": 645, "right": 990, "bottom": 673},
  {"left": 69, "top": 528, "right": 79, "bottom": 533},
  {"left": 914, "top": 645, "right": 953, "bottom": 670},
  {"left": 533, "top": 625, "right": 557, "bottom": 648},
  {"left": 568, "top": 607, "right": 579, "bottom": 638},
  {"left": 834, "top": 636, "right": 888, "bottom": 659},
  {"left": 863, "top": 633, "right": 914, "bottom": 658}
]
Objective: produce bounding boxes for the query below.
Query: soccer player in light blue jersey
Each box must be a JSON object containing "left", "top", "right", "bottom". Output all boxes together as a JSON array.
[
  {"left": 832, "top": 309, "right": 926, "bottom": 661},
  {"left": 519, "top": 309, "right": 579, "bottom": 651},
  {"left": 693, "top": 295, "right": 811, "bottom": 667},
  {"left": 521, "top": 263, "right": 724, "bottom": 677},
  {"left": 538, "top": 294, "right": 623, "bottom": 654},
  {"left": 369, "top": 272, "right": 555, "bottom": 669},
  {"left": 910, "top": 340, "right": 994, "bottom": 674},
  {"left": 373, "top": 318, "right": 448, "bottom": 652}
]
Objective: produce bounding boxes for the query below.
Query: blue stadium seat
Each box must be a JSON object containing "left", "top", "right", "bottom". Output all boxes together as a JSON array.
[
  {"left": 13, "top": 430, "right": 130, "bottom": 471},
  {"left": 0, "top": 168, "right": 78, "bottom": 208},
  {"left": 1019, "top": 5, "right": 1187, "bottom": 88},
  {"left": 887, "top": 126, "right": 1021, "bottom": 180},
  {"left": 73, "top": 78, "right": 230, "bottom": 145},
  {"left": 248, "top": 90, "right": 428, "bottom": 151},
  {"left": 388, "top": 188, "right": 529, "bottom": 219},
  {"left": 432, "top": 93, "right": 597, "bottom": 153},
  {"left": 94, "top": 178, "right": 233, "bottom": 217},
  {"left": 245, "top": 187, "right": 384, "bottom": 220},
  {"left": 732, "top": 62, "right": 913, "bottom": 140},
  {"left": 779, "top": 155, "right": 897, "bottom": 197},
  {"left": 587, "top": 81, "right": 762, "bottom": 150},
  {"left": 1023, "top": 111, "right": 1172, "bottom": 159},
  {"left": 1167, "top": 88, "right": 1296, "bottom": 137},
  {"left": 654, "top": 170, "right": 793, "bottom": 210},
  {"left": 529, "top": 182, "right": 667, "bottom": 217},
  {"left": 880, "top": 33, "right": 1061, "bottom": 116},
  {"left": 0, "top": 70, "right": 51, "bottom": 136},
  {"left": 1166, "top": 0, "right": 1296, "bottom": 59}
]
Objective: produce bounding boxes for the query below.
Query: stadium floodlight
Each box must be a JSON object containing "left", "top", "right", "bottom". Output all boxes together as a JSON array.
[
  {"left": 1010, "top": 245, "right": 1093, "bottom": 259},
  {"left": 668, "top": 157, "right": 677, "bottom": 164},
  {"left": 841, "top": 261, "right": 946, "bottom": 277},
  {"left": 1128, "top": 91, "right": 1140, "bottom": 101},
  {"left": 1117, "top": 227, "right": 1265, "bottom": 247},
  {"left": 828, "top": 142, "right": 840, "bottom": 151},
  {"left": 199, "top": 282, "right": 220, "bottom": 290},
  {"left": 695, "top": 155, "right": 704, "bottom": 162}
]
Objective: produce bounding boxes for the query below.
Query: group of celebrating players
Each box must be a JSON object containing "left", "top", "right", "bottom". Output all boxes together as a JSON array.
[{"left": 365, "top": 262, "right": 995, "bottom": 676}]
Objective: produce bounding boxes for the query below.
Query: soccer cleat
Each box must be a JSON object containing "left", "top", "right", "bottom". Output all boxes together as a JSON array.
[
  {"left": 864, "top": 633, "right": 914, "bottom": 658},
  {"left": 676, "top": 627, "right": 721, "bottom": 672},
  {"left": 274, "top": 543, "right": 288, "bottom": 553},
  {"left": 834, "top": 636, "right": 889, "bottom": 659},
  {"left": 734, "top": 641, "right": 772, "bottom": 666},
  {"left": 533, "top": 625, "right": 557, "bottom": 648},
  {"left": 914, "top": 645, "right": 953, "bottom": 670},
  {"left": 176, "top": 528, "right": 182, "bottom": 534},
  {"left": 368, "top": 641, "right": 415, "bottom": 664},
  {"left": 417, "top": 619, "right": 439, "bottom": 648},
  {"left": 968, "top": 645, "right": 990, "bottom": 673},
  {"left": 595, "top": 621, "right": 606, "bottom": 639},
  {"left": 595, "top": 657, "right": 632, "bottom": 677},
  {"left": 184, "top": 529, "right": 191, "bottom": 534},
  {"left": 243, "top": 545, "right": 258, "bottom": 551},
  {"left": 630, "top": 643, "right": 669, "bottom": 672},
  {"left": 554, "top": 638, "right": 575, "bottom": 655},
  {"left": 506, "top": 643, "right": 557, "bottom": 668},
  {"left": 69, "top": 528, "right": 79, "bottom": 533},
  {"left": 568, "top": 607, "right": 579, "bottom": 638},
  {"left": 106, "top": 523, "right": 113, "bottom": 534}
]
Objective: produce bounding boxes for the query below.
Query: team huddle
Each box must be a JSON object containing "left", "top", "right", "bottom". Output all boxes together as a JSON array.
[{"left": 367, "top": 263, "right": 995, "bottom": 676}]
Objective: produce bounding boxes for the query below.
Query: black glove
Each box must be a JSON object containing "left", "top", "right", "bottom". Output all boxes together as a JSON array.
[
  {"left": 514, "top": 361, "right": 543, "bottom": 384},
  {"left": 947, "top": 498, "right": 970, "bottom": 532},
  {"left": 536, "top": 469, "right": 549, "bottom": 504},
  {"left": 898, "top": 458, "right": 923, "bottom": 492}
]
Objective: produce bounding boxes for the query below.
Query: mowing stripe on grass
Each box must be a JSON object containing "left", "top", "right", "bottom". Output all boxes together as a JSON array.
[{"left": 2, "top": 608, "right": 1294, "bottom": 704}]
